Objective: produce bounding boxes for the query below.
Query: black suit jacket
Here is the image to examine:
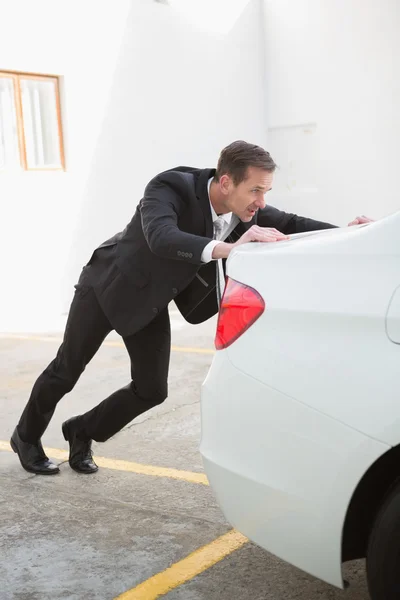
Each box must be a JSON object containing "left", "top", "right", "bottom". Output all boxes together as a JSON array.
[{"left": 82, "top": 167, "right": 336, "bottom": 337}]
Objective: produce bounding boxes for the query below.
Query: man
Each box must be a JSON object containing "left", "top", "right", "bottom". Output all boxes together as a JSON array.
[{"left": 10, "top": 141, "right": 372, "bottom": 475}]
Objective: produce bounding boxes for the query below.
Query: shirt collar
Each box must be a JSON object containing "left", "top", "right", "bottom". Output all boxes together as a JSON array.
[{"left": 207, "top": 177, "right": 231, "bottom": 224}]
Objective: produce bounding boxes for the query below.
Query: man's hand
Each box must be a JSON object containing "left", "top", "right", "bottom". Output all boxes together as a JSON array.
[
  {"left": 348, "top": 215, "right": 375, "bottom": 226},
  {"left": 212, "top": 226, "right": 289, "bottom": 259},
  {"left": 235, "top": 225, "right": 289, "bottom": 246}
]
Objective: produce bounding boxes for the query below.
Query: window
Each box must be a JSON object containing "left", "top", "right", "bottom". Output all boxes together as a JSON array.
[{"left": 0, "top": 71, "right": 65, "bottom": 171}]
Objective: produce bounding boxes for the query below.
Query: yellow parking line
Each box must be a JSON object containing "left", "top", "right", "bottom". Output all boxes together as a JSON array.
[
  {"left": 115, "top": 529, "right": 248, "bottom": 600},
  {"left": 0, "top": 441, "right": 209, "bottom": 485},
  {"left": 0, "top": 334, "right": 215, "bottom": 355}
]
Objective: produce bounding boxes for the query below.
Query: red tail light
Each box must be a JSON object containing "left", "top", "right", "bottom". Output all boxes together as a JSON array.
[{"left": 215, "top": 277, "right": 265, "bottom": 350}]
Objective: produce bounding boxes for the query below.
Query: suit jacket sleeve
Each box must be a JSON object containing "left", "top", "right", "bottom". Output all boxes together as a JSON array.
[
  {"left": 140, "top": 175, "right": 213, "bottom": 265},
  {"left": 257, "top": 205, "right": 337, "bottom": 234}
]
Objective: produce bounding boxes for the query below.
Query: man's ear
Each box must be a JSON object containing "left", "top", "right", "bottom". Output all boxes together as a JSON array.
[{"left": 219, "top": 174, "right": 231, "bottom": 196}]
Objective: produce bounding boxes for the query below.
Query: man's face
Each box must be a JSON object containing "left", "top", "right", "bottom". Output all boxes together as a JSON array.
[{"left": 220, "top": 167, "right": 274, "bottom": 222}]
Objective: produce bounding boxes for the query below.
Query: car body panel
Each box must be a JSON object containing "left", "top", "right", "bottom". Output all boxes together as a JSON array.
[
  {"left": 224, "top": 215, "right": 400, "bottom": 446},
  {"left": 386, "top": 285, "right": 400, "bottom": 344},
  {"left": 201, "top": 353, "right": 389, "bottom": 587}
]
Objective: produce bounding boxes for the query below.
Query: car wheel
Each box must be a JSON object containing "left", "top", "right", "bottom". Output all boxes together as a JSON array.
[{"left": 367, "top": 480, "right": 400, "bottom": 600}]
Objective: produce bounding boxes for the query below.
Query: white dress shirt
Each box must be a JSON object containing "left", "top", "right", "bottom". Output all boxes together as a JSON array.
[{"left": 200, "top": 178, "right": 233, "bottom": 263}]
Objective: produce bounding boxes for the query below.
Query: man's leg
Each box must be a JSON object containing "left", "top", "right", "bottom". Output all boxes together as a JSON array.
[
  {"left": 76, "top": 307, "right": 171, "bottom": 443},
  {"left": 13, "top": 285, "right": 112, "bottom": 474}
]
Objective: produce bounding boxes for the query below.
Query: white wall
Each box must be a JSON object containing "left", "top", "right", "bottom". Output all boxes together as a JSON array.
[
  {"left": 263, "top": 0, "right": 400, "bottom": 225},
  {"left": 0, "top": 0, "right": 267, "bottom": 329},
  {"left": 4, "top": 0, "right": 397, "bottom": 331},
  {"left": 0, "top": 0, "right": 131, "bottom": 330}
]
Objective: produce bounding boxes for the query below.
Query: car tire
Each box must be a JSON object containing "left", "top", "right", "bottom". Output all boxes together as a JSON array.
[{"left": 367, "top": 480, "right": 400, "bottom": 600}]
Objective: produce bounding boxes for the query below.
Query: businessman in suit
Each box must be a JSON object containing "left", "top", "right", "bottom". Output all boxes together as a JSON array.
[{"left": 11, "top": 140, "right": 372, "bottom": 475}]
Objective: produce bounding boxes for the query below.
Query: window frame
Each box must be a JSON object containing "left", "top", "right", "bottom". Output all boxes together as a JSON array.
[{"left": 0, "top": 69, "right": 65, "bottom": 171}]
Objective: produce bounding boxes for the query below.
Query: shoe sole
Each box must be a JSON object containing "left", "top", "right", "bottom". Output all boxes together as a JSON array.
[
  {"left": 10, "top": 437, "right": 60, "bottom": 475},
  {"left": 70, "top": 465, "right": 99, "bottom": 474}
]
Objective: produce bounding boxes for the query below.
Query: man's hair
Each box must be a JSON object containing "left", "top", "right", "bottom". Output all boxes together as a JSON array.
[{"left": 215, "top": 140, "right": 276, "bottom": 186}]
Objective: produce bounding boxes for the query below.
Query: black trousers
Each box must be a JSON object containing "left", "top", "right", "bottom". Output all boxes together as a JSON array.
[{"left": 17, "top": 285, "right": 171, "bottom": 443}]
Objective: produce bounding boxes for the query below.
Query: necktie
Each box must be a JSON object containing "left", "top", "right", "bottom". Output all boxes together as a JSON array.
[
  {"left": 213, "top": 216, "right": 225, "bottom": 241},
  {"left": 213, "top": 217, "right": 226, "bottom": 307}
]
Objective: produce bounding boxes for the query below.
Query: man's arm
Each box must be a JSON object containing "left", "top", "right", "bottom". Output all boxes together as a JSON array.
[
  {"left": 257, "top": 205, "right": 337, "bottom": 234},
  {"left": 140, "top": 176, "right": 213, "bottom": 265}
]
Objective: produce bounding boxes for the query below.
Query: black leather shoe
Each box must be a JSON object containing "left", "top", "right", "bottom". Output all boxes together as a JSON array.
[
  {"left": 62, "top": 417, "right": 98, "bottom": 474},
  {"left": 10, "top": 428, "right": 60, "bottom": 475}
]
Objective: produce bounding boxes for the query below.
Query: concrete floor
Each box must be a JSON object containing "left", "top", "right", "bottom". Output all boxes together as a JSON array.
[{"left": 0, "top": 308, "right": 370, "bottom": 600}]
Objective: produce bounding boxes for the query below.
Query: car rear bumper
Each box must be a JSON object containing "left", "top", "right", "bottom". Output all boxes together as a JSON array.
[{"left": 200, "top": 352, "right": 389, "bottom": 588}]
